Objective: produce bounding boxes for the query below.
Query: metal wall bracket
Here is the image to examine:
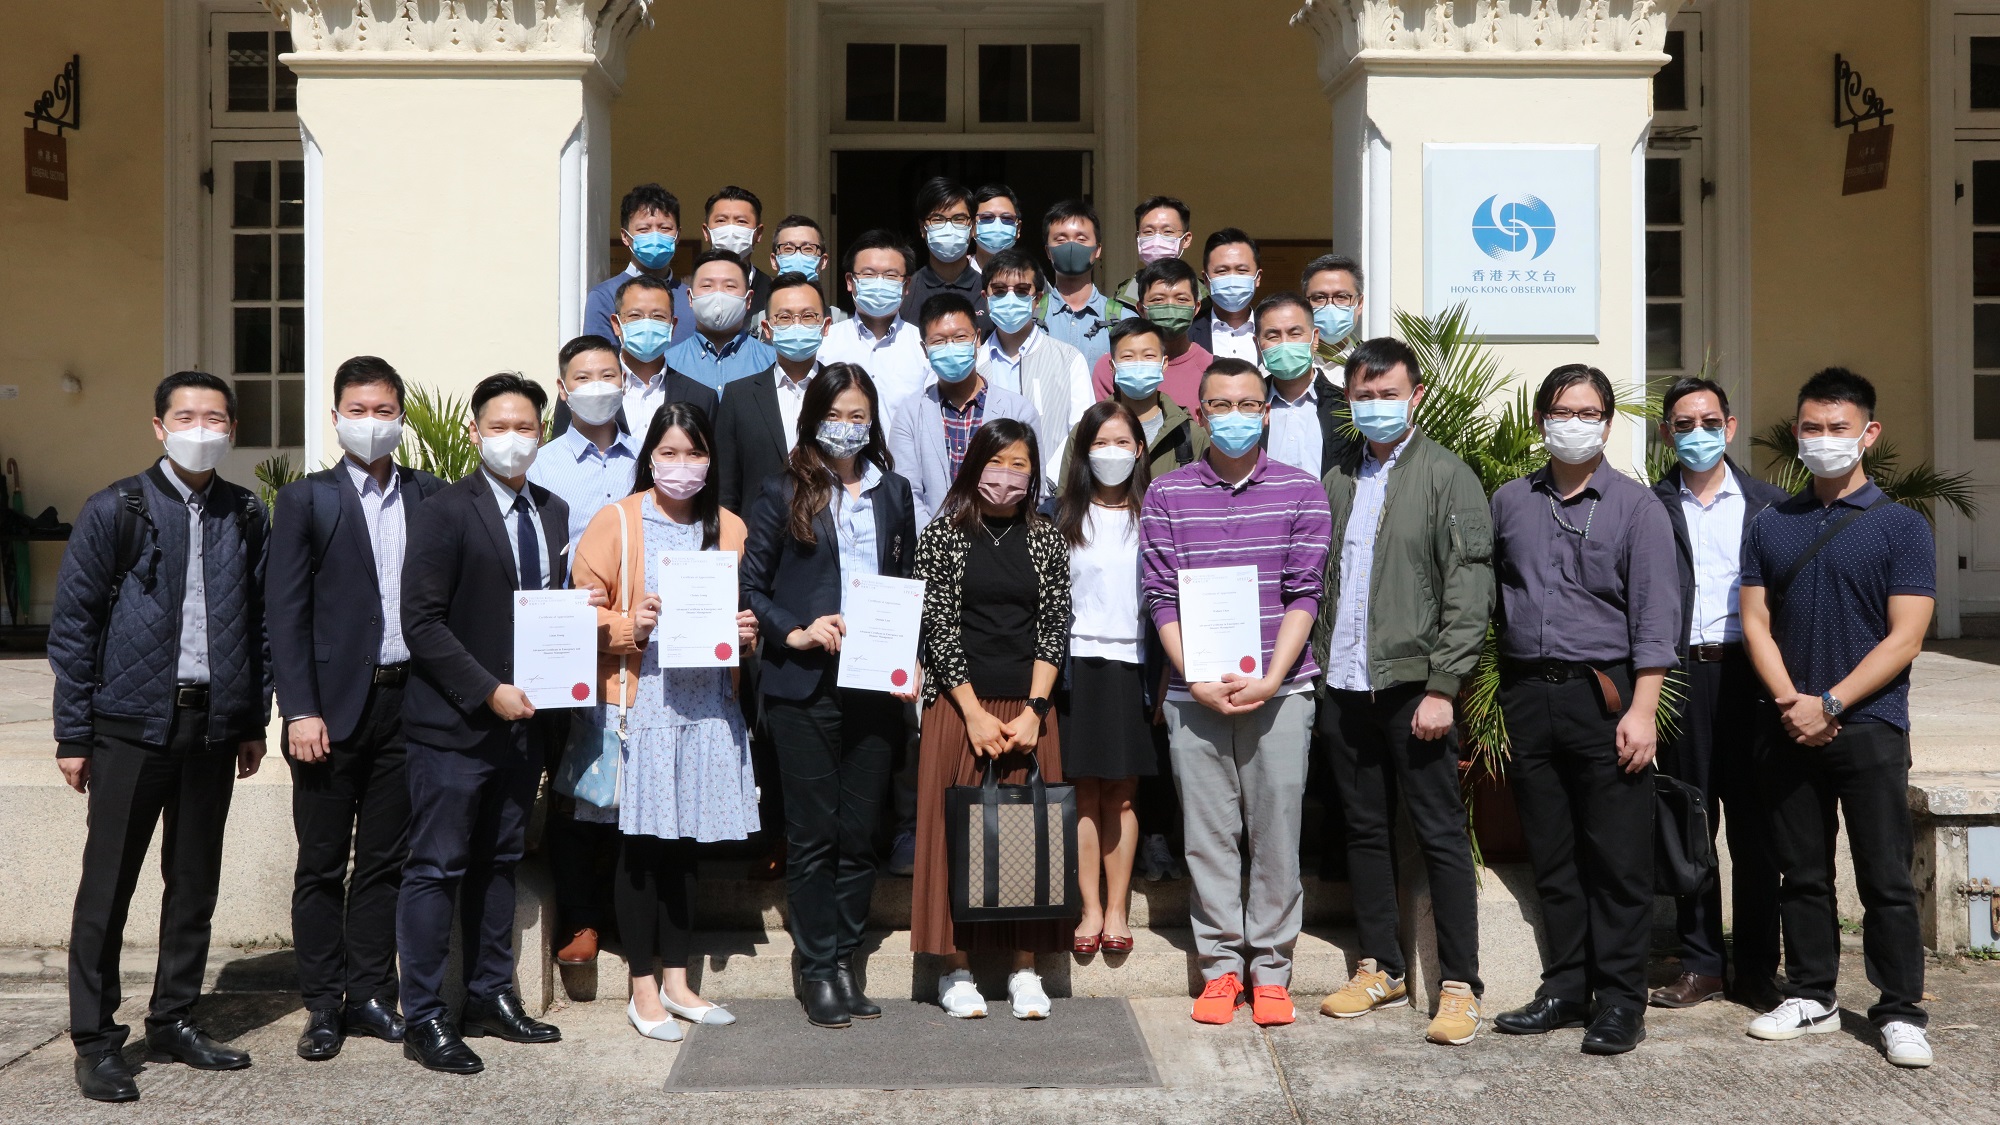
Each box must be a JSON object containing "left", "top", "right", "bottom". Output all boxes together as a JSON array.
[
  {"left": 23, "top": 54, "right": 80, "bottom": 136},
  {"left": 1833, "top": 53, "right": 1892, "bottom": 133}
]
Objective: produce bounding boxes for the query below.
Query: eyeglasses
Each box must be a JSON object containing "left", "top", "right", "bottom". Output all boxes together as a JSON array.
[
  {"left": 1668, "top": 419, "right": 1725, "bottom": 434},
  {"left": 853, "top": 268, "right": 907, "bottom": 282},
  {"left": 1544, "top": 408, "right": 1607, "bottom": 423},
  {"left": 768, "top": 311, "right": 827, "bottom": 328},
  {"left": 975, "top": 213, "right": 1019, "bottom": 227},
  {"left": 773, "top": 240, "right": 824, "bottom": 257},
  {"left": 986, "top": 283, "right": 1036, "bottom": 299},
  {"left": 926, "top": 333, "right": 977, "bottom": 347},
  {"left": 1307, "top": 293, "right": 1361, "bottom": 309},
  {"left": 1202, "top": 399, "right": 1268, "bottom": 416},
  {"left": 925, "top": 213, "right": 973, "bottom": 229}
]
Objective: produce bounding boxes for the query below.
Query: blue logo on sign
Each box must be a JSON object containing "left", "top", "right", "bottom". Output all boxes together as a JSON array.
[{"left": 1471, "top": 194, "right": 1557, "bottom": 261}]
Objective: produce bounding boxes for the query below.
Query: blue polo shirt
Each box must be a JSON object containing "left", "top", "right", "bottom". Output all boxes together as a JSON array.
[
  {"left": 1740, "top": 481, "right": 1935, "bottom": 730},
  {"left": 662, "top": 330, "right": 777, "bottom": 392}
]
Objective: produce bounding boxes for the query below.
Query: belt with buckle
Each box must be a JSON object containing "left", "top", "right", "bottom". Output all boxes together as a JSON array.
[
  {"left": 1689, "top": 643, "right": 1742, "bottom": 663},
  {"left": 1501, "top": 659, "right": 1590, "bottom": 684},
  {"left": 173, "top": 683, "right": 209, "bottom": 710},
  {"left": 373, "top": 663, "right": 410, "bottom": 687}
]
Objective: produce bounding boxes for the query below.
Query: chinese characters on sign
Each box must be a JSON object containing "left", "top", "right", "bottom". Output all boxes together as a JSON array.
[
  {"left": 1841, "top": 125, "right": 1892, "bottom": 196},
  {"left": 1424, "top": 143, "right": 1600, "bottom": 340},
  {"left": 23, "top": 129, "right": 66, "bottom": 200}
]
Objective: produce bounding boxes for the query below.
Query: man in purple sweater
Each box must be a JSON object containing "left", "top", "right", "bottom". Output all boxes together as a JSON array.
[{"left": 1139, "top": 357, "right": 1333, "bottom": 1029}]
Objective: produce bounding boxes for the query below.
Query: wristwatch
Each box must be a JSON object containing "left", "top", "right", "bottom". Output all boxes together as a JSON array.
[
  {"left": 1025, "top": 696, "right": 1053, "bottom": 719},
  {"left": 1820, "top": 691, "right": 1845, "bottom": 719}
]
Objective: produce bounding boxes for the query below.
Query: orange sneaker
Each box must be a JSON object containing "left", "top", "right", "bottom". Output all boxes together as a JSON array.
[
  {"left": 1251, "top": 985, "right": 1296, "bottom": 1026},
  {"left": 1191, "top": 973, "right": 1244, "bottom": 1024}
]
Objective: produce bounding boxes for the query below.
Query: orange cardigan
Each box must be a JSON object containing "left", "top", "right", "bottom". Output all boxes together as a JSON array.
[{"left": 568, "top": 492, "right": 749, "bottom": 708}]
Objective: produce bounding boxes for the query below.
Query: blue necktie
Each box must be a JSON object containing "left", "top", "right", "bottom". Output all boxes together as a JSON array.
[{"left": 513, "top": 495, "right": 542, "bottom": 590}]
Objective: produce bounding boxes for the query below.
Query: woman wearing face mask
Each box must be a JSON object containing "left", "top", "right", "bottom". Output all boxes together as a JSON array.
[
  {"left": 909, "top": 419, "right": 1073, "bottom": 1020},
  {"left": 1047, "top": 402, "right": 1158, "bottom": 956},
  {"left": 568, "top": 402, "right": 761, "bottom": 1043},
  {"left": 739, "top": 364, "right": 919, "bottom": 1029}
]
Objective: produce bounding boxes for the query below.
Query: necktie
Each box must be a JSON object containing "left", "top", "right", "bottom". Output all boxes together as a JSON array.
[{"left": 513, "top": 494, "right": 542, "bottom": 590}]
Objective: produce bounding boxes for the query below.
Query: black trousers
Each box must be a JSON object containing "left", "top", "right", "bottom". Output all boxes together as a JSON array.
[
  {"left": 615, "top": 834, "right": 698, "bottom": 972},
  {"left": 1500, "top": 667, "right": 1654, "bottom": 1012},
  {"left": 1756, "top": 717, "right": 1927, "bottom": 1026},
  {"left": 1658, "top": 654, "right": 1778, "bottom": 984},
  {"left": 542, "top": 789, "right": 618, "bottom": 937},
  {"left": 766, "top": 679, "right": 900, "bottom": 979},
  {"left": 396, "top": 726, "right": 543, "bottom": 1025},
  {"left": 287, "top": 682, "right": 409, "bottom": 1012},
  {"left": 1320, "top": 683, "right": 1482, "bottom": 993},
  {"left": 68, "top": 707, "right": 234, "bottom": 1057}
]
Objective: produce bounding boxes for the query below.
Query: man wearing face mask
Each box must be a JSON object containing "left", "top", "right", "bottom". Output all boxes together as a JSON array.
[
  {"left": 269, "top": 357, "right": 445, "bottom": 1063},
  {"left": 1737, "top": 369, "right": 1936, "bottom": 1069},
  {"left": 1251, "top": 293, "right": 1356, "bottom": 479},
  {"left": 1487, "top": 364, "right": 1679, "bottom": 1057},
  {"left": 749, "top": 215, "right": 849, "bottom": 336},
  {"left": 900, "top": 177, "right": 987, "bottom": 332},
  {"left": 718, "top": 274, "right": 831, "bottom": 514},
  {"left": 585, "top": 183, "right": 694, "bottom": 347},
  {"left": 1302, "top": 255, "right": 1366, "bottom": 373},
  {"left": 1307, "top": 338, "right": 1493, "bottom": 1046},
  {"left": 51, "top": 372, "right": 271, "bottom": 1103},
  {"left": 1037, "top": 198, "right": 1122, "bottom": 370},
  {"left": 1089, "top": 258, "right": 1214, "bottom": 410},
  {"left": 820, "top": 229, "right": 930, "bottom": 421},
  {"left": 663, "top": 250, "right": 778, "bottom": 393},
  {"left": 1644, "top": 377, "right": 1788, "bottom": 1014},
  {"left": 886, "top": 293, "right": 1040, "bottom": 531},
  {"left": 703, "top": 185, "right": 774, "bottom": 318},
  {"left": 970, "top": 183, "right": 1022, "bottom": 273},
  {"left": 1113, "top": 196, "right": 1206, "bottom": 309},
  {"left": 557, "top": 276, "right": 717, "bottom": 442},
  {"left": 975, "top": 247, "right": 1092, "bottom": 487},
  {"left": 1189, "top": 229, "right": 1261, "bottom": 363}
]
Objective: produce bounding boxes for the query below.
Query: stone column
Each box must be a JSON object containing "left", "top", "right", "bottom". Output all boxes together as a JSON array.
[
  {"left": 1293, "top": 0, "right": 1682, "bottom": 471},
  {"left": 265, "top": 0, "right": 653, "bottom": 464}
]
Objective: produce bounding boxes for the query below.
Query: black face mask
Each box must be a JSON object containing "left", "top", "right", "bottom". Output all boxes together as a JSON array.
[{"left": 1048, "top": 241, "right": 1096, "bottom": 276}]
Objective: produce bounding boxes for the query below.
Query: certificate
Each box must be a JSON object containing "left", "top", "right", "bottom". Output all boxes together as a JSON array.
[
  {"left": 1176, "top": 565, "right": 1265, "bottom": 683},
  {"left": 655, "top": 550, "right": 740, "bottom": 668},
  {"left": 512, "top": 589, "right": 597, "bottom": 708},
  {"left": 836, "top": 574, "right": 925, "bottom": 693}
]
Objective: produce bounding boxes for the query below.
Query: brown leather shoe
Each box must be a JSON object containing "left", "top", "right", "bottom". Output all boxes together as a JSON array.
[
  {"left": 555, "top": 926, "right": 599, "bottom": 965},
  {"left": 1648, "top": 971, "right": 1724, "bottom": 1008}
]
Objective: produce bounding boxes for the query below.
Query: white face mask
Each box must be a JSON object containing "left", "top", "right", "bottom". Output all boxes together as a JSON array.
[
  {"left": 1087, "top": 447, "right": 1138, "bottom": 486},
  {"left": 708, "top": 225, "right": 754, "bottom": 256},
  {"left": 565, "top": 382, "right": 624, "bottom": 427},
  {"left": 1798, "top": 435, "right": 1865, "bottom": 478},
  {"left": 478, "top": 431, "right": 539, "bottom": 478},
  {"left": 162, "top": 425, "right": 230, "bottom": 473},
  {"left": 1542, "top": 418, "right": 1608, "bottom": 465},
  {"left": 692, "top": 291, "right": 748, "bottom": 334},
  {"left": 334, "top": 416, "right": 404, "bottom": 464}
]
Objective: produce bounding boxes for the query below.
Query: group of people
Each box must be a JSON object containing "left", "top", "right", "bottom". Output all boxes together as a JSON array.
[{"left": 46, "top": 177, "right": 1941, "bottom": 1105}]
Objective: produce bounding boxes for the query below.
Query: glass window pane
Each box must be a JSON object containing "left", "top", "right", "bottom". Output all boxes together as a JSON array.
[
  {"left": 1032, "top": 44, "right": 1082, "bottom": 123},
  {"left": 1973, "top": 38, "right": 2000, "bottom": 111},
  {"left": 278, "top": 234, "right": 304, "bottom": 300},
  {"left": 277, "top": 160, "right": 305, "bottom": 227},
  {"left": 233, "top": 234, "right": 272, "bottom": 301},
  {"left": 898, "top": 44, "right": 948, "bottom": 123},
  {"left": 1653, "top": 30, "right": 1687, "bottom": 113},
  {"left": 274, "top": 32, "right": 297, "bottom": 112},
  {"left": 1978, "top": 304, "right": 2000, "bottom": 369},
  {"left": 236, "top": 379, "right": 273, "bottom": 448},
  {"left": 1977, "top": 233, "right": 2000, "bottom": 297},
  {"left": 1647, "top": 303, "right": 1682, "bottom": 370},
  {"left": 1645, "top": 230, "right": 1682, "bottom": 298},
  {"left": 278, "top": 379, "right": 305, "bottom": 448},
  {"left": 979, "top": 44, "right": 1029, "bottom": 123},
  {"left": 1977, "top": 374, "right": 2000, "bottom": 440},
  {"left": 278, "top": 307, "right": 305, "bottom": 374},
  {"left": 845, "top": 43, "right": 894, "bottom": 121},
  {"left": 227, "top": 31, "right": 271, "bottom": 113},
  {"left": 1645, "top": 158, "right": 1681, "bottom": 226},
  {"left": 1977, "top": 162, "right": 2000, "bottom": 226},
  {"left": 234, "top": 307, "right": 272, "bottom": 374},
  {"left": 233, "top": 160, "right": 271, "bottom": 228}
]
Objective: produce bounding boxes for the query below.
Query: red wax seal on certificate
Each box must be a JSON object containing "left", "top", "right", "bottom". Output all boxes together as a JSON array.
[
  {"left": 571, "top": 683, "right": 590, "bottom": 701},
  {"left": 1239, "top": 656, "right": 1256, "bottom": 673},
  {"left": 715, "top": 642, "right": 733, "bottom": 661},
  {"left": 891, "top": 668, "right": 909, "bottom": 687}
]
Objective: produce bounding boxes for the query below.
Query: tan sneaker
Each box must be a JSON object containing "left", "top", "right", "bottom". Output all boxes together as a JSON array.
[
  {"left": 1319, "top": 958, "right": 1408, "bottom": 1018},
  {"left": 1426, "top": 981, "right": 1482, "bottom": 1045}
]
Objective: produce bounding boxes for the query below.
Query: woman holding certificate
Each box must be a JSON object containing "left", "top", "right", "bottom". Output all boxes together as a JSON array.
[
  {"left": 569, "top": 402, "right": 760, "bottom": 1043},
  {"left": 740, "top": 363, "right": 919, "bottom": 1030},
  {"left": 910, "top": 419, "right": 1073, "bottom": 1020}
]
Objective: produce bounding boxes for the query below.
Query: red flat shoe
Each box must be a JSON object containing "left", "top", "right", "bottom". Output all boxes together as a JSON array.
[
  {"left": 1072, "top": 932, "right": 1103, "bottom": 955},
  {"left": 1100, "top": 933, "right": 1134, "bottom": 953}
]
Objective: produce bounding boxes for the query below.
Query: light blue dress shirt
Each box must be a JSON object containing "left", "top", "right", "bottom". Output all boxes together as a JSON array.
[
  {"left": 831, "top": 462, "right": 884, "bottom": 583},
  {"left": 527, "top": 426, "right": 641, "bottom": 553},
  {"left": 663, "top": 329, "right": 777, "bottom": 392},
  {"left": 1039, "top": 286, "right": 1112, "bottom": 369},
  {"left": 1679, "top": 462, "right": 1747, "bottom": 645},
  {"left": 1324, "top": 431, "right": 1412, "bottom": 692}
]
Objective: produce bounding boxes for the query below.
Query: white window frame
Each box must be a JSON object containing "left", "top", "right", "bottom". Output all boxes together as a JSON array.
[
  {"left": 207, "top": 11, "right": 299, "bottom": 130},
  {"left": 1953, "top": 14, "right": 2000, "bottom": 130},
  {"left": 828, "top": 30, "right": 966, "bottom": 134},
  {"left": 960, "top": 28, "right": 1097, "bottom": 135},
  {"left": 1643, "top": 142, "right": 1707, "bottom": 393},
  {"left": 206, "top": 142, "right": 308, "bottom": 467}
]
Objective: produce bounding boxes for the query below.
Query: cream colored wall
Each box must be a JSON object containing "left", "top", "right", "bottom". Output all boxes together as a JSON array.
[
  {"left": 0, "top": 5, "right": 166, "bottom": 619},
  {"left": 1748, "top": 2, "right": 1930, "bottom": 462}
]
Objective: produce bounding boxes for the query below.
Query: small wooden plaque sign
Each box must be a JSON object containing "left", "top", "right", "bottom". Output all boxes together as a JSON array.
[
  {"left": 23, "top": 129, "right": 67, "bottom": 200},
  {"left": 1842, "top": 125, "right": 1893, "bottom": 196}
]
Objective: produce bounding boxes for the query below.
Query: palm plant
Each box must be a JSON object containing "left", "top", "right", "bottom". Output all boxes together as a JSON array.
[
  {"left": 253, "top": 454, "right": 306, "bottom": 513},
  {"left": 400, "top": 385, "right": 480, "bottom": 481}
]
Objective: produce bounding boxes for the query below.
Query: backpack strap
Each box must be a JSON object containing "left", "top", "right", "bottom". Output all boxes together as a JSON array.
[
  {"left": 1170, "top": 419, "right": 1195, "bottom": 466},
  {"left": 1767, "top": 495, "right": 1893, "bottom": 612}
]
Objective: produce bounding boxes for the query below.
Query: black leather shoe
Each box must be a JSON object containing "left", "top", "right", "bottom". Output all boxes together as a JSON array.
[
  {"left": 342, "top": 998, "right": 406, "bottom": 1043},
  {"left": 144, "top": 1020, "right": 251, "bottom": 1070},
  {"left": 1581, "top": 1005, "right": 1647, "bottom": 1055},
  {"left": 74, "top": 1052, "right": 138, "bottom": 1103},
  {"left": 297, "top": 1009, "right": 343, "bottom": 1061},
  {"left": 802, "top": 979, "right": 851, "bottom": 1028},
  {"left": 833, "top": 959, "right": 881, "bottom": 1019},
  {"left": 1493, "top": 995, "right": 1592, "bottom": 1035},
  {"left": 461, "top": 990, "right": 561, "bottom": 1044},
  {"left": 402, "top": 1017, "right": 483, "bottom": 1074}
]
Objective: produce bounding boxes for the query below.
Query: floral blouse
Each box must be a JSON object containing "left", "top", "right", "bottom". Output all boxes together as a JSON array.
[{"left": 913, "top": 516, "right": 1070, "bottom": 707}]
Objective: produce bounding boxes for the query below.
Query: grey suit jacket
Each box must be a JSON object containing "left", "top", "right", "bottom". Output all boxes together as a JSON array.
[{"left": 886, "top": 381, "right": 1040, "bottom": 531}]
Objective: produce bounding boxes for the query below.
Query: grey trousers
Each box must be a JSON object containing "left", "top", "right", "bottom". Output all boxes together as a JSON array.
[{"left": 1165, "top": 692, "right": 1313, "bottom": 987}]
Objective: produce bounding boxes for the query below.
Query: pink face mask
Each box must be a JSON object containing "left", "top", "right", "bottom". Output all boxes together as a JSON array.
[
  {"left": 976, "top": 464, "right": 1031, "bottom": 508},
  {"left": 652, "top": 460, "right": 709, "bottom": 500}
]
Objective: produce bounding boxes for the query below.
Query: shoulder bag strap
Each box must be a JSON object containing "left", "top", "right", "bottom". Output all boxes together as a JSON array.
[
  {"left": 1768, "top": 495, "right": 1892, "bottom": 609},
  {"left": 615, "top": 501, "right": 631, "bottom": 738}
]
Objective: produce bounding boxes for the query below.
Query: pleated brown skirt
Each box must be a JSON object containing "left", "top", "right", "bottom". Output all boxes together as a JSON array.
[{"left": 909, "top": 695, "right": 1076, "bottom": 956}]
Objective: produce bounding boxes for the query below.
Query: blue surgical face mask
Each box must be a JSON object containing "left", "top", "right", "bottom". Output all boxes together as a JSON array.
[
  {"left": 1113, "top": 361, "right": 1164, "bottom": 399},
  {"left": 925, "top": 222, "right": 971, "bottom": 263},
  {"left": 630, "top": 231, "right": 677, "bottom": 270},
  {"left": 1209, "top": 274, "right": 1257, "bottom": 314},
  {"left": 1673, "top": 427, "right": 1728, "bottom": 473},
  {"left": 988, "top": 293, "right": 1034, "bottom": 334},
  {"left": 771, "top": 324, "right": 824, "bottom": 363},
  {"left": 618, "top": 318, "right": 673, "bottom": 362},
  {"left": 1350, "top": 398, "right": 1411, "bottom": 445},
  {"left": 975, "top": 219, "right": 1018, "bottom": 254},
  {"left": 1206, "top": 411, "right": 1264, "bottom": 457},
  {"left": 853, "top": 277, "right": 903, "bottom": 318},
  {"left": 926, "top": 342, "right": 977, "bottom": 384},
  {"left": 1314, "top": 303, "right": 1356, "bottom": 344},
  {"left": 775, "top": 252, "right": 820, "bottom": 281}
]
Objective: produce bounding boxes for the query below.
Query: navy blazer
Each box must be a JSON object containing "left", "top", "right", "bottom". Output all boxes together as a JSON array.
[
  {"left": 268, "top": 463, "right": 444, "bottom": 743},
  {"left": 715, "top": 366, "right": 793, "bottom": 515},
  {"left": 1650, "top": 455, "right": 1791, "bottom": 662},
  {"left": 739, "top": 468, "right": 917, "bottom": 701}
]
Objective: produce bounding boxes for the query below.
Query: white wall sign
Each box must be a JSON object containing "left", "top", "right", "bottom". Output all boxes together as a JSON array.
[{"left": 1424, "top": 143, "right": 1600, "bottom": 340}]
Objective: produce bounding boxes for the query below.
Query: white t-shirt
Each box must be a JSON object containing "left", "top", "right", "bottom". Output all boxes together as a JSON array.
[{"left": 1068, "top": 504, "right": 1145, "bottom": 664}]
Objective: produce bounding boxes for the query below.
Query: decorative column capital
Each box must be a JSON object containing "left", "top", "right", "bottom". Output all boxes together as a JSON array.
[
  {"left": 1291, "top": 0, "right": 1686, "bottom": 95},
  {"left": 263, "top": 0, "right": 654, "bottom": 84}
]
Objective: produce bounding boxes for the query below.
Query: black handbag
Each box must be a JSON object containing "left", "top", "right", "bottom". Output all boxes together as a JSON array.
[
  {"left": 1653, "top": 771, "right": 1716, "bottom": 896},
  {"left": 945, "top": 756, "right": 1080, "bottom": 924}
]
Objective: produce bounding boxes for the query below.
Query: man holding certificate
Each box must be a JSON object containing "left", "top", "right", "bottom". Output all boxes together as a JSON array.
[{"left": 1138, "top": 357, "right": 1331, "bottom": 1029}]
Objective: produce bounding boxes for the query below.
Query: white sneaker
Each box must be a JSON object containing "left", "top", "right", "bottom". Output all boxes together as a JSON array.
[
  {"left": 1746, "top": 997, "right": 1840, "bottom": 1041},
  {"left": 1881, "top": 1021, "right": 1933, "bottom": 1068},
  {"left": 1008, "top": 969, "right": 1052, "bottom": 1020},
  {"left": 938, "top": 970, "right": 987, "bottom": 1019}
]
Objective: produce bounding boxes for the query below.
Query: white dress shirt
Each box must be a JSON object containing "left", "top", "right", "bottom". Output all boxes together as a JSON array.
[
  {"left": 484, "top": 469, "right": 552, "bottom": 589},
  {"left": 618, "top": 358, "right": 669, "bottom": 436},
  {"left": 775, "top": 363, "right": 818, "bottom": 452},
  {"left": 1265, "top": 380, "right": 1323, "bottom": 479},
  {"left": 159, "top": 460, "right": 210, "bottom": 685},
  {"left": 1208, "top": 313, "right": 1257, "bottom": 363},
  {"left": 345, "top": 459, "right": 411, "bottom": 665},
  {"left": 818, "top": 316, "right": 931, "bottom": 422},
  {"left": 1679, "top": 462, "right": 1747, "bottom": 645},
  {"left": 1068, "top": 505, "right": 1144, "bottom": 664},
  {"left": 1324, "top": 432, "right": 1412, "bottom": 692}
]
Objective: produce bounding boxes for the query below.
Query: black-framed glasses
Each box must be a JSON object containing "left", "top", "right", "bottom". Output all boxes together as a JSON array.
[
  {"left": 1202, "top": 398, "right": 1268, "bottom": 417},
  {"left": 1667, "top": 419, "right": 1725, "bottom": 434},
  {"left": 767, "top": 311, "right": 827, "bottom": 328},
  {"left": 774, "top": 240, "right": 824, "bottom": 257},
  {"left": 1307, "top": 293, "right": 1361, "bottom": 309},
  {"left": 925, "top": 213, "right": 973, "bottom": 229},
  {"left": 1545, "top": 408, "right": 1607, "bottom": 423}
]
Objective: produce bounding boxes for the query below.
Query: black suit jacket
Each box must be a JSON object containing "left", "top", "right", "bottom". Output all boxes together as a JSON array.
[
  {"left": 716, "top": 366, "right": 796, "bottom": 513},
  {"left": 1308, "top": 373, "right": 1358, "bottom": 470},
  {"left": 269, "top": 463, "right": 445, "bottom": 742},
  {"left": 400, "top": 472, "right": 570, "bottom": 751},
  {"left": 547, "top": 365, "right": 718, "bottom": 440},
  {"left": 739, "top": 469, "right": 917, "bottom": 701},
  {"left": 1650, "top": 455, "right": 1791, "bottom": 663}
]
